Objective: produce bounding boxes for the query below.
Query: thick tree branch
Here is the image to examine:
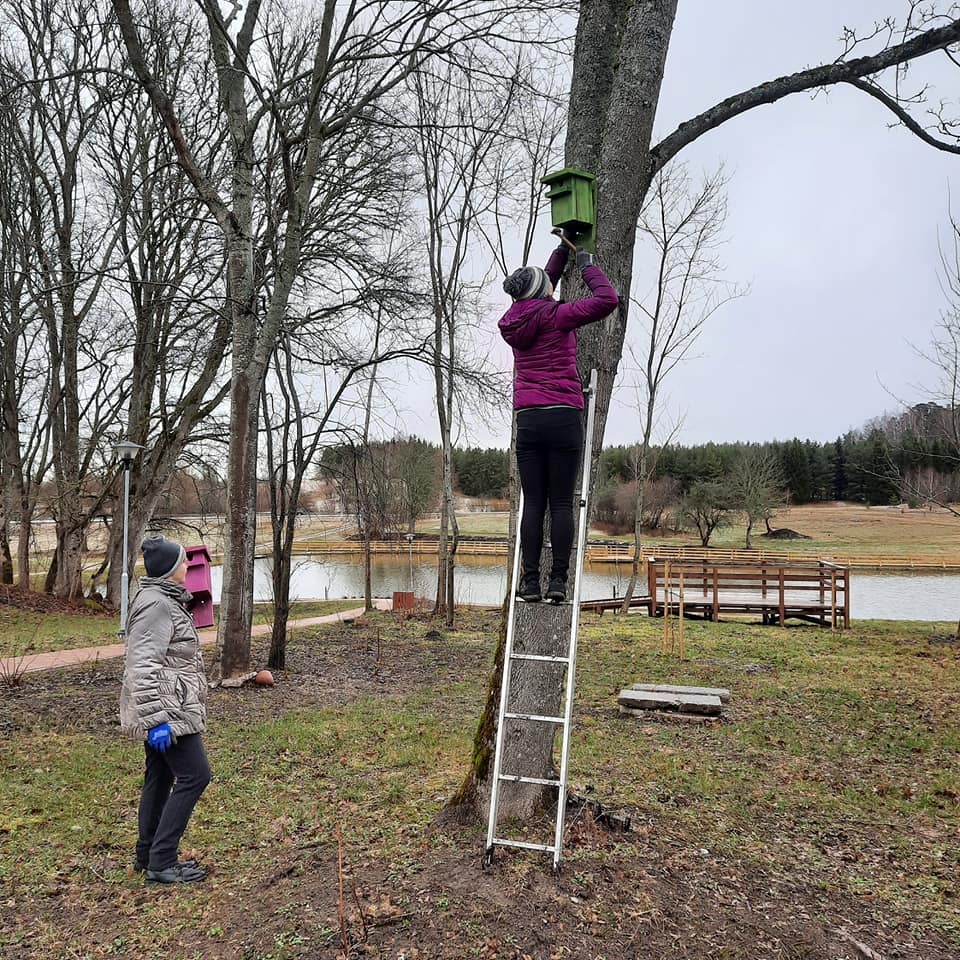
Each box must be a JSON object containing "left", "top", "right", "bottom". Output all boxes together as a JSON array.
[{"left": 650, "top": 17, "right": 960, "bottom": 174}]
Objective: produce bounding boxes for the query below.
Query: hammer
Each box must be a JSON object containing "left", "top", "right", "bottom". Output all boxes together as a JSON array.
[{"left": 551, "top": 227, "right": 579, "bottom": 253}]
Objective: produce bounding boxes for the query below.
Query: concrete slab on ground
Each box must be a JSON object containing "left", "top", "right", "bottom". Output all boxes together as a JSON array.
[{"left": 617, "top": 688, "right": 723, "bottom": 716}]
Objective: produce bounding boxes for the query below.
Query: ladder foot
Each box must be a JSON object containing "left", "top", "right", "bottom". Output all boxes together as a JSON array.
[{"left": 482, "top": 848, "right": 494, "bottom": 870}]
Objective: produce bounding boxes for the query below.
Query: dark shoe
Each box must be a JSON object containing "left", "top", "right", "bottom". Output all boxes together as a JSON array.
[
  {"left": 145, "top": 863, "right": 206, "bottom": 884},
  {"left": 518, "top": 575, "right": 542, "bottom": 603},
  {"left": 545, "top": 577, "right": 567, "bottom": 603},
  {"left": 135, "top": 858, "right": 196, "bottom": 874}
]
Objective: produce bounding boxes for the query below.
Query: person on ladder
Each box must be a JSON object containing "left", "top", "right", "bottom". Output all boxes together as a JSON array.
[{"left": 499, "top": 231, "right": 618, "bottom": 603}]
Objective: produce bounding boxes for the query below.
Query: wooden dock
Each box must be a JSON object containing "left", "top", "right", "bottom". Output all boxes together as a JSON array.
[
  {"left": 580, "top": 596, "right": 653, "bottom": 616},
  {"left": 647, "top": 558, "right": 849, "bottom": 628}
]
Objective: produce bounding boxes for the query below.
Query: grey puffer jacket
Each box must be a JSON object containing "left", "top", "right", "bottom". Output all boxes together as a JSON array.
[{"left": 119, "top": 577, "right": 207, "bottom": 740}]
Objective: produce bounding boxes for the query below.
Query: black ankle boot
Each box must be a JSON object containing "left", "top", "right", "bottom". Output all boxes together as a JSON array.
[
  {"left": 546, "top": 576, "right": 567, "bottom": 602},
  {"left": 518, "top": 574, "right": 542, "bottom": 602}
]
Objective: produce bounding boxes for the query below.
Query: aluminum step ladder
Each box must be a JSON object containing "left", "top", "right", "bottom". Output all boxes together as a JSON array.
[{"left": 484, "top": 369, "right": 598, "bottom": 873}]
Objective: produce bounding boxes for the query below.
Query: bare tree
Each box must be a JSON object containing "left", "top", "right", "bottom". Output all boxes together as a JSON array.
[
  {"left": 727, "top": 446, "right": 786, "bottom": 549},
  {"left": 2, "top": 0, "right": 130, "bottom": 599},
  {"left": 0, "top": 64, "right": 53, "bottom": 589},
  {"left": 92, "top": 6, "right": 232, "bottom": 608},
  {"left": 679, "top": 480, "right": 733, "bottom": 548},
  {"left": 113, "top": 0, "right": 560, "bottom": 680},
  {"left": 410, "top": 53, "right": 518, "bottom": 627},
  {"left": 261, "top": 264, "right": 428, "bottom": 663},
  {"left": 619, "top": 162, "right": 741, "bottom": 610}
]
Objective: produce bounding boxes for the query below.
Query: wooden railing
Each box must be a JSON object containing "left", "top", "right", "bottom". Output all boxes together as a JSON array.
[
  {"left": 647, "top": 558, "right": 849, "bottom": 628},
  {"left": 593, "top": 543, "right": 960, "bottom": 570}
]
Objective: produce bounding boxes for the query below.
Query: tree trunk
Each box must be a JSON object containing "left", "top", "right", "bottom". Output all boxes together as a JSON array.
[
  {"left": 0, "top": 518, "right": 12, "bottom": 585},
  {"left": 268, "top": 534, "right": 292, "bottom": 671},
  {"left": 214, "top": 363, "right": 260, "bottom": 680},
  {"left": 363, "top": 525, "right": 373, "bottom": 613}
]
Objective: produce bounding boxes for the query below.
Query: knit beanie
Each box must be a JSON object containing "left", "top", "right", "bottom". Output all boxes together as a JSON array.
[
  {"left": 141, "top": 536, "right": 186, "bottom": 579},
  {"left": 503, "top": 266, "right": 550, "bottom": 301}
]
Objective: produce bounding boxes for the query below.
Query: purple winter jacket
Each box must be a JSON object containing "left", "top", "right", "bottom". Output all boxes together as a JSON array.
[{"left": 498, "top": 247, "right": 619, "bottom": 410}]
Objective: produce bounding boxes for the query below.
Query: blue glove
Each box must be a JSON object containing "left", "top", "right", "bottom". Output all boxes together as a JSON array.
[
  {"left": 576, "top": 250, "right": 594, "bottom": 270},
  {"left": 147, "top": 723, "right": 174, "bottom": 753}
]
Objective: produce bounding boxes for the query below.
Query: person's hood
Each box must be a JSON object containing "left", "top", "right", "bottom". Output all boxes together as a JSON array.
[{"left": 498, "top": 298, "right": 552, "bottom": 350}]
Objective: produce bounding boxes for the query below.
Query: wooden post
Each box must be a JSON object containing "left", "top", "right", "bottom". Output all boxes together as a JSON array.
[
  {"left": 778, "top": 567, "right": 785, "bottom": 627},
  {"left": 712, "top": 566, "right": 719, "bottom": 622},
  {"left": 678, "top": 570, "right": 685, "bottom": 661},
  {"left": 648, "top": 558, "right": 657, "bottom": 616},
  {"left": 843, "top": 567, "right": 850, "bottom": 628},
  {"left": 830, "top": 568, "right": 837, "bottom": 631},
  {"left": 662, "top": 560, "right": 671, "bottom": 653}
]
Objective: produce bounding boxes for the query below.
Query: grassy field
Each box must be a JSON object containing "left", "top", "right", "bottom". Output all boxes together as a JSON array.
[
  {"left": 0, "top": 599, "right": 363, "bottom": 659},
  {"left": 0, "top": 609, "right": 957, "bottom": 958},
  {"left": 705, "top": 502, "right": 960, "bottom": 561},
  {"left": 419, "top": 501, "right": 960, "bottom": 562}
]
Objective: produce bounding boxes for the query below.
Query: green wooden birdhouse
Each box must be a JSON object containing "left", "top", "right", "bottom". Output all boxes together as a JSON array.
[{"left": 541, "top": 167, "right": 597, "bottom": 252}]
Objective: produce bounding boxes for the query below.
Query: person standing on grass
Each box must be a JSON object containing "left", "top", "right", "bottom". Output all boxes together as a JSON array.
[
  {"left": 499, "top": 233, "right": 618, "bottom": 603},
  {"left": 120, "top": 536, "right": 210, "bottom": 884}
]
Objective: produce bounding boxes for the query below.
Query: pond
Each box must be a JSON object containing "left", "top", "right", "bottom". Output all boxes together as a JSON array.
[{"left": 207, "top": 555, "right": 960, "bottom": 622}]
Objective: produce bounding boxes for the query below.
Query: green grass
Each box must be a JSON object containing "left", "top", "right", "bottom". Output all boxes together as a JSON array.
[
  {"left": 1, "top": 610, "right": 958, "bottom": 955},
  {"left": 569, "top": 615, "right": 960, "bottom": 923},
  {"left": 0, "top": 606, "right": 121, "bottom": 658},
  {"left": 249, "top": 599, "right": 362, "bottom": 625},
  {"left": 0, "top": 600, "right": 369, "bottom": 658}
]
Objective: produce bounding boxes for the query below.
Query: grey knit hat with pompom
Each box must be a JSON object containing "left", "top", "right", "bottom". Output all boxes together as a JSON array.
[{"left": 503, "top": 266, "right": 550, "bottom": 301}]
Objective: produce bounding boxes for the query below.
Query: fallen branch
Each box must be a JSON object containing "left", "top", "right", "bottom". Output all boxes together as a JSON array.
[{"left": 832, "top": 928, "right": 885, "bottom": 960}]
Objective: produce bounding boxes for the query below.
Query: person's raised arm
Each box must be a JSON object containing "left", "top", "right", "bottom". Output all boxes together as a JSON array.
[
  {"left": 545, "top": 242, "right": 569, "bottom": 288},
  {"left": 554, "top": 258, "right": 619, "bottom": 332}
]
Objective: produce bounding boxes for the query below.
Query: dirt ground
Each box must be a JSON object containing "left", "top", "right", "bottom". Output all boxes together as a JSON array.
[{"left": 2, "top": 608, "right": 956, "bottom": 960}]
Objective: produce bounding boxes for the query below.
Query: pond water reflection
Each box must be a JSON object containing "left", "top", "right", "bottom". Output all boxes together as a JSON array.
[{"left": 207, "top": 555, "right": 960, "bottom": 622}]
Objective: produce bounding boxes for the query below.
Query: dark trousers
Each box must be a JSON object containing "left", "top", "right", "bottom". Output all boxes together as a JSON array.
[
  {"left": 516, "top": 406, "right": 584, "bottom": 583},
  {"left": 136, "top": 733, "right": 211, "bottom": 871}
]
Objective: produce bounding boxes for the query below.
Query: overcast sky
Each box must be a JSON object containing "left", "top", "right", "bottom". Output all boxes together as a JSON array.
[{"left": 395, "top": 1, "right": 960, "bottom": 450}]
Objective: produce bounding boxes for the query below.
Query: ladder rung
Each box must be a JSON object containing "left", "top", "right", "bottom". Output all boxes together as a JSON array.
[
  {"left": 510, "top": 653, "right": 570, "bottom": 664},
  {"left": 497, "top": 774, "right": 560, "bottom": 786},
  {"left": 492, "top": 838, "right": 557, "bottom": 854},
  {"left": 504, "top": 712, "right": 565, "bottom": 723}
]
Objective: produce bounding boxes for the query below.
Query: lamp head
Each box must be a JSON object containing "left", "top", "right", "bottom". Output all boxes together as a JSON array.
[{"left": 114, "top": 440, "right": 143, "bottom": 465}]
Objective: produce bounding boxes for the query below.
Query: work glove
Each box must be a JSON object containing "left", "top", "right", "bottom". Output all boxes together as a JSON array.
[
  {"left": 147, "top": 722, "right": 174, "bottom": 753},
  {"left": 576, "top": 250, "right": 594, "bottom": 270}
]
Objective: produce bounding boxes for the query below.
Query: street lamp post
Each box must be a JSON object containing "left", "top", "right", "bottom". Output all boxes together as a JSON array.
[{"left": 114, "top": 440, "right": 143, "bottom": 639}]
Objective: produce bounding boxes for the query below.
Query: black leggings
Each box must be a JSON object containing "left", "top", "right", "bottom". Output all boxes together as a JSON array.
[{"left": 516, "top": 406, "right": 584, "bottom": 582}]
